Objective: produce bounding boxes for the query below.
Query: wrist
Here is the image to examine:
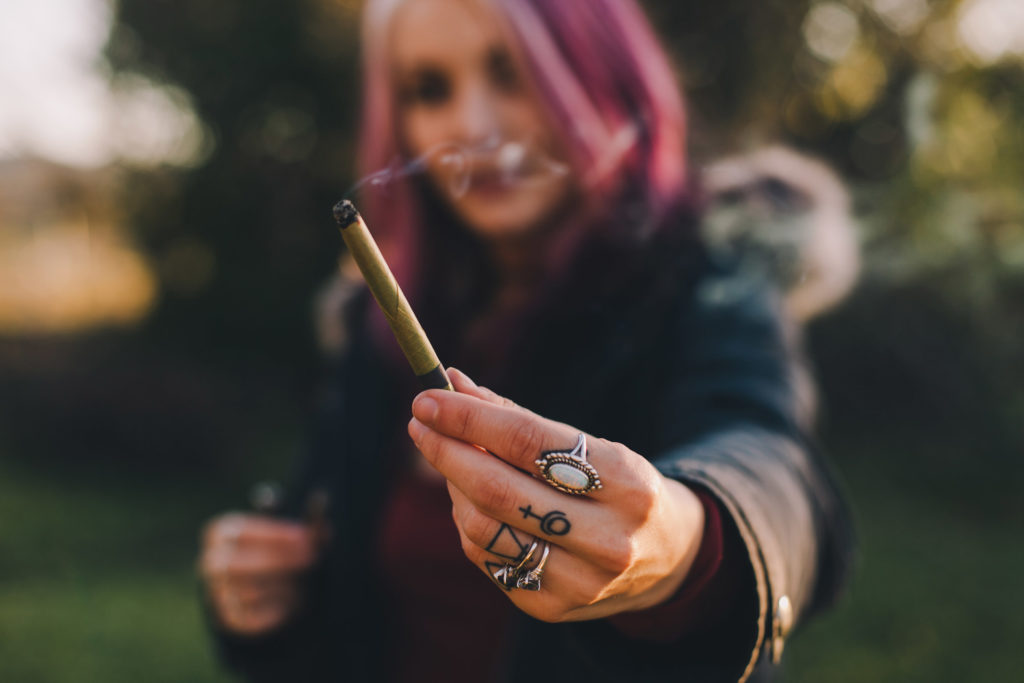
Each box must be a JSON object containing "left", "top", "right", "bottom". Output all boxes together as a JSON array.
[
  {"left": 634, "top": 477, "right": 705, "bottom": 611},
  {"left": 608, "top": 485, "right": 729, "bottom": 641}
]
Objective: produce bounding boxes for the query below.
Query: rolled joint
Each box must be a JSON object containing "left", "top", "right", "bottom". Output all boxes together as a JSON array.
[{"left": 333, "top": 199, "right": 360, "bottom": 229}]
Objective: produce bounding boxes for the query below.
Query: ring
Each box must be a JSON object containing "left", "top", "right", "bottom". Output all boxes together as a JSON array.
[
  {"left": 516, "top": 542, "right": 550, "bottom": 591},
  {"left": 491, "top": 538, "right": 541, "bottom": 590},
  {"left": 513, "top": 539, "right": 540, "bottom": 573},
  {"left": 535, "top": 433, "right": 602, "bottom": 496}
]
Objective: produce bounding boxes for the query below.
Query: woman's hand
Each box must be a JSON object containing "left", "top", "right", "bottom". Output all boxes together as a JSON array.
[
  {"left": 407, "top": 368, "right": 705, "bottom": 623},
  {"left": 199, "top": 514, "right": 319, "bottom": 636}
]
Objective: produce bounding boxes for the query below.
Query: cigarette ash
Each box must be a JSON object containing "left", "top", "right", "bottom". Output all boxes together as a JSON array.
[{"left": 332, "top": 199, "right": 360, "bottom": 228}]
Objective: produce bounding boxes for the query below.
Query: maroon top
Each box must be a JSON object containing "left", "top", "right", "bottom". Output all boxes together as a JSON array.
[{"left": 376, "top": 471, "right": 735, "bottom": 682}]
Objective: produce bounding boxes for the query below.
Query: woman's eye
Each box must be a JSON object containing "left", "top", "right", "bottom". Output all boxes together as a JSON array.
[
  {"left": 404, "top": 69, "right": 451, "bottom": 106},
  {"left": 487, "top": 49, "right": 520, "bottom": 94}
]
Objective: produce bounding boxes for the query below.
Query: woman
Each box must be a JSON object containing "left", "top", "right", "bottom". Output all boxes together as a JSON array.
[{"left": 199, "top": 0, "right": 851, "bottom": 681}]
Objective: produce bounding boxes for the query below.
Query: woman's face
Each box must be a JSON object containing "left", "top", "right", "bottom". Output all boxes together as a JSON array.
[{"left": 390, "top": 0, "right": 575, "bottom": 241}]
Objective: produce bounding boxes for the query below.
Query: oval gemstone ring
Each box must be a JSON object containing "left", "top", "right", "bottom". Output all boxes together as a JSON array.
[{"left": 534, "top": 433, "right": 602, "bottom": 496}]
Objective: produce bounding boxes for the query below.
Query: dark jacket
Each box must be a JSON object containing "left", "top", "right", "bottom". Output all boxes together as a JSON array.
[{"left": 211, "top": 246, "right": 852, "bottom": 683}]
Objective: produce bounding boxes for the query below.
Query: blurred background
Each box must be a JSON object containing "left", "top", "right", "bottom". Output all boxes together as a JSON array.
[{"left": 1, "top": 0, "right": 1022, "bottom": 680}]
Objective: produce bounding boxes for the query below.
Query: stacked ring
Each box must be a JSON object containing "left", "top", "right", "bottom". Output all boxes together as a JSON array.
[
  {"left": 515, "top": 542, "right": 550, "bottom": 591},
  {"left": 491, "top": 539, "right": 551, "bottom": 591}
]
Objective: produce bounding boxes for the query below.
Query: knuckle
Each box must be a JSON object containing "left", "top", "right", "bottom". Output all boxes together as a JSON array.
[
  {"left": 607, "top": 449, "right": 659, "bottom": 515},
  {"left": 456, "top": 403, "right": 476, "bottom": 437},
  {"left": 625, "top": 471, "right": 660, "bottom": 514},
  {"left": 607, "top": 439, "right": 641, "bottom": 472},
  {"left": 475, "top": 474, "right": 517, "bottom": 514},
  {"left": 503, "top": 418, "right": 546, "bottom": 462},
  {"left": 416, "top": 428, "right": 446, "bottom": 465},
  {"left": 441, "top": 398, "right": 476, "bottom": 438},
  {"left": 476, "top": 384, "right": 500, "bottom": 402},
  {"left": 596, "top": 537, "right": 635, "bottom": 575},
  {"left": 459, "top": 507, "right": 497, "bottom": 547},
  {"left": 480, "top": 385, "right": 516, "bottom": 409},
  {"left": 459, "top": 532, "right": 479, "bottom": 559}
]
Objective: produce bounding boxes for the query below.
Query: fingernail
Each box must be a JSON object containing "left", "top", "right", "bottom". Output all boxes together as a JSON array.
[
  {"left": 408, "top": 417, "right": 427, "bottom": 444},
  {"left": 412, "top": 394, "right": 439, "bottom": 422}
]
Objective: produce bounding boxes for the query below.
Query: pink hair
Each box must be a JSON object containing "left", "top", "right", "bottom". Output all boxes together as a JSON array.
[{"left": 356, "top": 0, "right": 691, "bottom": 293}]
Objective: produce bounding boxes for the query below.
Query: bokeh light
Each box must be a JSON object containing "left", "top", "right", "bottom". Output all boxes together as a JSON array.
[
  {"left": 957, "top": 0, "right": 1024, "bottom": 65},
  {"left": 0, "top": 0, "right": 207, "bottom": 169},
  {"left": 1, "top": 1, "right": 1022, "bottom": 682}
]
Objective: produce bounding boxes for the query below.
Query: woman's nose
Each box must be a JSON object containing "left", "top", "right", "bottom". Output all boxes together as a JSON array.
[{"left": 453, "top": 84, "right": 500, "bottom": 145}]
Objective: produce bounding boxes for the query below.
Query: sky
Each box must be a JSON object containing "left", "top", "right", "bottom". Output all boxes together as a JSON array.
[{"left": 0, "top": 0, "right": 204, "bottom": 168}]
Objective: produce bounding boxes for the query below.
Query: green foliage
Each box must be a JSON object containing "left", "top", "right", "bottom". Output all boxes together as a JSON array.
[{"left": 107, "top": 0, "right": 363, "bottom": 367}]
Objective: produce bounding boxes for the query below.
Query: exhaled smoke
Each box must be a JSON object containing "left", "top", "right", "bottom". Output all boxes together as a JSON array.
[{"left": 344, "top": 134, "right": 572, "bottom": 201}]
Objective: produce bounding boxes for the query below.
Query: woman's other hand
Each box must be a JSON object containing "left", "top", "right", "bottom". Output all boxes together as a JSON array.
[
  {"left": 408, "top": 368, "right": 705, "bottom": 623},
  {"left": 199, "top": 514, "right": 319, "bottom": 636}
]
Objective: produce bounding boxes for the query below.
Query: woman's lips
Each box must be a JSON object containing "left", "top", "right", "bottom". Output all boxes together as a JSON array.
[{"left": 464, "top": 169, "right": 520, "bottom": 198}]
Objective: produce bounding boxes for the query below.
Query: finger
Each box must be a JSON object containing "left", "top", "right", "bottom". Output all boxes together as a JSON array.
[
  {"left": 234, "top": 601, "right": 291, "bottom": 634},
  {"left": 216, "top": 590, "right": 296, "bottom": 635},
  {"left": 415, "top": 422, "right": 633, "bottom": 569},
  {"left": 200, "top": 543, "right": 318, "bottom": 578},
  {"left": 453, "top": 511, "right": 674, "bottom": 623},
  {"left": 451, "top": 511, "right": 577, "bottom": 603},
  {"left": 211, "top": 575, "right": 298, "bottom": 610},
  {"left": 209, "top": 573, "right": 303, "bottom": 634},
  {"left": 449, "top": 507, "right": 619, "bottom": 624},
  {"left": 446, "top": 480, "right": 633, "bottom": 578},
  {"left": 410, "top": 391, "right": 642, "bottom": 500},
  {"left": 203, "top": 514, "right": 316, "bottom": 555},
  {"left": 448, "top": 367, "right": 517, "bottom": 408}
]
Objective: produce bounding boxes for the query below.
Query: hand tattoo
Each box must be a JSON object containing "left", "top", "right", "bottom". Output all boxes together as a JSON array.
[
  {"left": 485, "top": 524, "right": 530, "bottom": 561},
  {"left": 519, "top": 504, "right": 571, "bottom": 536}
]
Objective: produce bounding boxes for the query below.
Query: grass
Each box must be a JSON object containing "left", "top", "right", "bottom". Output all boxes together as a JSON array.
[
  {"left": 0, "top": 452, "right": 252, "bottom": 683},
  {"left": 784, "top": 453, "right": 1024, "bottom": 682},
  {"left": 1, "top": 434, "right": 1021, "bottom": 681},
  {"left": 0, "top": 573, "right": 231, "bottom": 683}
]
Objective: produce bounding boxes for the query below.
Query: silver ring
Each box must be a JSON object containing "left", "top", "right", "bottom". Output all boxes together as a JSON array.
[
  {"left": 491, "top": 538, "right": 541, "bottom": 590},
  {"left": 514, "top": 539, "right": 540, "bottom": 571},
  {"left": 516, "top": 542, "right": 550, "bottom": 591},
  {"left": 535, "top": 433, "right": 603, "bottom": 496}
]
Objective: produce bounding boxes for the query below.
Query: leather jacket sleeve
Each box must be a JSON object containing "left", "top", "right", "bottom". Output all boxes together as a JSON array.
[{"left": 649, "top": 269, "right": 852, "bottom": 681}]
